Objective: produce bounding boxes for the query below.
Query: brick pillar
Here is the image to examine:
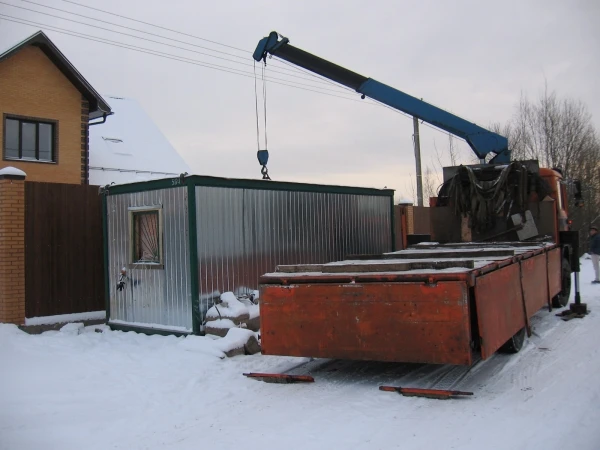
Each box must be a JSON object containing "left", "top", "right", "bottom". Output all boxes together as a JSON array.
[
  {"left": 0, "top": 168, "right": 26, "bottom": 325},
  {"left": 81, "top": 97, "right": 90, "bottom": 185},
  {"left": 406, "top": 206, "right": 415, "bottom": 235}
]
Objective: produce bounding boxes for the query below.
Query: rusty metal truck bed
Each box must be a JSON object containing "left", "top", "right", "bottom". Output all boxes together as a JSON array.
[{"left": 259, "top": 242, "right": 562, "bottom": 366}]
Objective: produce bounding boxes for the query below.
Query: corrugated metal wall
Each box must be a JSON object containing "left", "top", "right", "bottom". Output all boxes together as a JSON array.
[
  {"left": 195, "top": 186, "right": 392, "bottom": 319},
  {"left": 107, "top": 187, "right": 192, "bottom": 331}
]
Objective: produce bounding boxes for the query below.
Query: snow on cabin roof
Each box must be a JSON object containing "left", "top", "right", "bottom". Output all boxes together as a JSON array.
[{"left": 89, "top": 96, "right": 192, "bottom": 186}]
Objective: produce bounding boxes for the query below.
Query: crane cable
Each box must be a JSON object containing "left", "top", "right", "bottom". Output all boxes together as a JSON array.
[
  {"left": 254, "top": 60, "right": 271, "bottom": 180},
  {"left": 262, "top": 63, "right": 269, "bottom": 157},
  {"left": 253, "top": 61, "right": 261, "bottom": 153}
]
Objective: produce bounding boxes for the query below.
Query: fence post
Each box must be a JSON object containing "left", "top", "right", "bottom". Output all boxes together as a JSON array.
[{"left": 0, "top": 167, "right": 26, "bottom": 325}]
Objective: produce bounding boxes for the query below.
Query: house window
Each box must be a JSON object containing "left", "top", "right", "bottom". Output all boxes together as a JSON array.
[
  {"left": 4, "top": 117, "right": 56, "bottom": 162},
  {"left": 130, "top": 208, "right": 163, "bottom": 265}
]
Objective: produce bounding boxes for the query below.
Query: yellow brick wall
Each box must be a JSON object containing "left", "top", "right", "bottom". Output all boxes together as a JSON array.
[
  {"left": 0, "top": 46, "right": 87, "bottom": 185},
  {"left": 406, "top": 206, "right": 415, "bottom": 234},
  {"left": 0, "top": 178, "right": 25, "bottom": 324}
]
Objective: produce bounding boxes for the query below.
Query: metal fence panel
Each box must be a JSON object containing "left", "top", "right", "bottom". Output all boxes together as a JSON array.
[
  {"left": 107, "top": 187, "right": 191, "bottom": 331},
  {"left": 195, "top": 186, "right": 391, "bottom": 320}
]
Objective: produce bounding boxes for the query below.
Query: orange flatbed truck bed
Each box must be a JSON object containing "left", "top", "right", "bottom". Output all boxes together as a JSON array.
[{"left": 258, "top": 242, "right": 562, "bottom": 366}]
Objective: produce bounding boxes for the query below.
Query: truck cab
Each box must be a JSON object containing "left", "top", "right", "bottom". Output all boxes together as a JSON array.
[{"left": 539, "top": 167, "right": 572, "bottom": 234}]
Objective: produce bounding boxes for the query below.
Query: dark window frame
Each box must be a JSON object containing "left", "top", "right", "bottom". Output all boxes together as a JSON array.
[{"left": 3, "top": 114, "right": 58, "bottom": 163}]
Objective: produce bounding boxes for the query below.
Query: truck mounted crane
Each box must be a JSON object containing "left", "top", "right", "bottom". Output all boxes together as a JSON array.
[
  {"left": 253, "top": 31, "right": 509, "bottom": 164},
  {"left": 251, "top": 32, "right": 584, "bottom": 369}
]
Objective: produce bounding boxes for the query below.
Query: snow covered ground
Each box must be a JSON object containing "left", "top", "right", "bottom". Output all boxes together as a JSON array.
[{"left": 2, "top": 259, "right": 600, "bottom": 450}]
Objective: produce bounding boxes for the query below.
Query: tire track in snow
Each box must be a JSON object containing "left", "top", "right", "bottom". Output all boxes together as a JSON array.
[{"left": 239, "top": 297, "right": 593, "bottom": 401}]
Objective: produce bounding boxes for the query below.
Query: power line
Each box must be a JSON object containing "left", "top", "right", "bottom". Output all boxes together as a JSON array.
[
  {"left": 0, "top": 13, "right": 363, "bottom": 97},
  {"left": 3, "top": 6, "right": 466, "bottom": 142},
  {"left": 61, "top": 0, "right": 249, "bottom": 53},
  {"left": 0, "top": 15, "right": 255, "bottom": 76},
  {"left": 249, "top": 57, "right": 334, "bottom": 82},
  {"left": 272, "top": 57, "right": 357, "bottom": 94},
  {"left": 17, "top": 0, "right": 249, "bottom": 59},
  {"left": 263, "top": 50, "right": 362, "bottom": 91},
  {"left": 2, "top": 1, "right": 354, "bottom": 92},
  {"left": 61, "top": 0, "right": 335, "bottom": 82},
  {"left": 273, "top": 56, "right": 473, "bottom": 140},
  {"left": 11, "top": 1, "right": 347, "bottom": 88},
  {"left": 366, "top": 97, "right": 468, "bottom": 141},
  {"left": 273, "top": 57, "right": 474, "bottom": 140},
  {"left": 0, "top": 15, "right": 368, "bottom": 102}
]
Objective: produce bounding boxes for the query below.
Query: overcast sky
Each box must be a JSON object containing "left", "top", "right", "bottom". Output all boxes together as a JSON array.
[{"left": 1, "top": 0, "right": 599, "bottom": 199}]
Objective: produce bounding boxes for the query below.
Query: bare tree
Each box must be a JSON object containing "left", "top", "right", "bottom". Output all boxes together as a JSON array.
[
  {"left": 405, "top": 174, "right": 417, "bottom": 205},
  {"left": 448, "top": 134, "right": 460, "bottom": 166},
  {"left": 413, "top": 87, "right": 599, "bottom": 244},
  {"left": 406, "top": 165, "right": 443, "bottom": 206},
  {"left": 506, "top": 86, "right": 600, "bottom": 250},
  {"left": 510, "top": 87, "right": 596, "bottom": 179},
  {"left": 490, "top": 121, "right": 524, "bottom": 162},
  {"left": 423, "top": 166, "right": 438, "bottom": 203}
]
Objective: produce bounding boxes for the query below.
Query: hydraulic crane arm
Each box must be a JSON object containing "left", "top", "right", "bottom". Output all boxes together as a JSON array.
[{"left": 253, "top": 32, "right": 510, "bottom": 164}]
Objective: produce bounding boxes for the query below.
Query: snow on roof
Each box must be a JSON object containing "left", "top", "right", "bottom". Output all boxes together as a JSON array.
[
  {"left": 89, "top": 96, "right": 192, "bottom": 186},
  {"left": 0, "top": 167, "right": 27, "bottom": 177}
]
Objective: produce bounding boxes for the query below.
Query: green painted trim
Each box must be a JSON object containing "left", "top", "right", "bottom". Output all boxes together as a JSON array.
[
  {"left": 105, "top": 176, "right": 184, "bottom": 195},
  {"left": 389, "top": 197, "right": 396, "bottom": 252},
  {"left": 101, "top": 193, "right": 110, "bottom": 323},
  {"left": 188, "top": 175, "right": 394, "bottom": 197},
  {"left": 186, "top": 181, "right": 200, "bottom": 335},
  {"left": 109, "top": 322, "right": 191, "bottom": 338},
  {"left": 104, "top": 174, "right": 394, "bottom": 198}
]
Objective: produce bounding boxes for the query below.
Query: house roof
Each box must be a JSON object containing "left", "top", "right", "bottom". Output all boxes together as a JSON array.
[
  {"left": 88, "top": 96, "right": 192, "bottom": 186},
  {"left": 0, "top": 31, "right": 111, "bottom": 120}
]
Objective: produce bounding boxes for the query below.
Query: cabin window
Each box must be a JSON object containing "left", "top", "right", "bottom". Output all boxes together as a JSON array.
[
  {"left": 129, "top": 207, "right": 163, "bottom": 266},
  {"left": 4, "top": 117, "right": 56, "bottom": 162}
]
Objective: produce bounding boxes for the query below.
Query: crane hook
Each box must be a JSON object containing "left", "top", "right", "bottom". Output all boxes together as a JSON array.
[{"left": 257, "top": 150, "right": 271, "bottom": 180}]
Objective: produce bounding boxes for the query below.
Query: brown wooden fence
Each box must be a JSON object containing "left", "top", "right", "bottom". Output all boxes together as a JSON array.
[
  {"left": 412, "top": 206, "right": 431, "bottom": 235},
  {"left": 25, "top": 182, "right": 104, "bottom": 318}
]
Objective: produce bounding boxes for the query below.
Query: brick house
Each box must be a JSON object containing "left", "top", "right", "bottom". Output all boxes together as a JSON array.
[
  {"left": 0, "top": 31, "right": 111, "bottom": 325},
  {"left": 0, "top": 30, "right": 111, "bottom": 184}
]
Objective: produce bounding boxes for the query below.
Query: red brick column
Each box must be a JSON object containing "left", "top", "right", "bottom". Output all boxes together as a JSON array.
[{"left": 0, "top": 169, "right": 26, "bottom": 325}]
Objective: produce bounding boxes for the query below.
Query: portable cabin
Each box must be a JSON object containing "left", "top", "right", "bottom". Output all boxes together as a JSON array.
[{"left": 101, "top": 175, "right": 394, "bottom": 335}]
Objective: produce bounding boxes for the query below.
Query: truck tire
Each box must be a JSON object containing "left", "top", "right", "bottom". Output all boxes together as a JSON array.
[
  {"left": 551, "top": 258, "right": 571, "bottom": 308},
  {"left": 499, "top": 327, "right": 526, "bottom": 354}
]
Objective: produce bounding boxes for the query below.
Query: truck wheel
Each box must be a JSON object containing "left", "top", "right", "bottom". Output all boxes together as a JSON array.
[
  {"left": 551, "top": 258, "right": 571, "bottom": 308},
  {"left": 499, "top": 327, "right": 526, "bottom": 354}
]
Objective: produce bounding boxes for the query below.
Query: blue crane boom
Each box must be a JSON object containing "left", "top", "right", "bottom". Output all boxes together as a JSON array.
[{"left": 253, "top": 31, "right": 510, "bottom": 164}]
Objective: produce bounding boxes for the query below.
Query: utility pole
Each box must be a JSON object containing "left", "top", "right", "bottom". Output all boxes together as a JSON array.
[{"left": 413, "top": 116, "right": 424, "bottom": 206}]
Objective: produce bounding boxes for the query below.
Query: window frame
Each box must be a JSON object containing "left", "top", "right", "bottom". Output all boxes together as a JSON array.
[
  {"left": 3, "top": 114, "right": 58, "bottom": 163},
  {"left": 128, "top": 205, "right": 164, "bottom": 270}
]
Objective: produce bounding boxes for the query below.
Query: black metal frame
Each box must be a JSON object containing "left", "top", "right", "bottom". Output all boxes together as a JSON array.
[
  {"left": 3, "top": 115, "right": 57, "bottom": 163},
  {"left": 559, "top": 230, "right": 580, "bottom": 272}
]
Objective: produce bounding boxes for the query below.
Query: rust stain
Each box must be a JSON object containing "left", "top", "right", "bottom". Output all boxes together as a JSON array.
[
  {"left": 260, "top": 244, "right": 558, "bottom": 366},
  {"left": 260, "top": 281, "right": 473, "bottom": 365},
  {"left": 547, "top": 248, "right": 562, "bottom": 298},
  {"left": 475, "top": 264, "right": 525, "bottom": 359}
]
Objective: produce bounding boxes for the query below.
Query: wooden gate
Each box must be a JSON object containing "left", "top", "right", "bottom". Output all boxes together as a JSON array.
[{"left": 25, "top": 182, "right": 104, "bottom": 318}]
